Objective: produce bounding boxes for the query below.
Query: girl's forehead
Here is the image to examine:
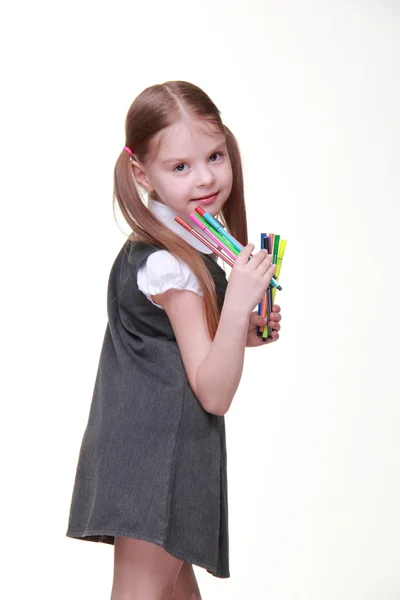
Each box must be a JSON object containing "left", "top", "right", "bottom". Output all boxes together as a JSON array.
[{"left": 152, "top": 118, "right": 224, "bottom": 159}]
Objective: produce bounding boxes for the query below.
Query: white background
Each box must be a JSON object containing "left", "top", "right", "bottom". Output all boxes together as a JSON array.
[{"left": 1, "top": 0, "right": 399, "bottom": 598}]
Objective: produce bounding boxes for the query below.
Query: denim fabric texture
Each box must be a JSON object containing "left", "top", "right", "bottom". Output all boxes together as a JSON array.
[{"left": 66, "top": 239, "right": 230, "bottom": 578}]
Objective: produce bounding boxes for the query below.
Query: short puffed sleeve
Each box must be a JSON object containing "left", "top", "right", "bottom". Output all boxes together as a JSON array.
[{"left": 137, "top": 250, "right": 203, "bottom": 309}]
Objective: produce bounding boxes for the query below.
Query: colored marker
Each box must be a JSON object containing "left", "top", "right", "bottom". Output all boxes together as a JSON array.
[
  {"left": 197, "top": 213, "right": 240, "bottom": 256},
  {"left": 194, "top": 205, "right": 244, "bottom": 252},
  {"left": 275, "top": 240, "right": 286, "bottom": 280},
  {"left": 257, "top": 233, "right": 267, "bottom": 336},
  {"left": 176, "top": 218, "right": 286, "bottom": 338},
  {"left": 194, "top": 213, "right": 238, "bottom": 255},
  {"left": 189, "top": 213, "right": 237, "bottom": 260},
  {"left": 194, "top": 206, "right": 281, "bottom": 291},
  {"left": 272, "top": 240, "right": 287, "bottom": 303},
  {"left": 269, "top": 234, "right": 274, "bottom": 261},
  {"left": 262, "top": 236, "right": 273, "bottom": 341},
  {"left": 264, "top": 233, "right": 281, "bottom": 334},
  {"left": 175, "top": 217, "right": 235, "bottom": 267},
  {"left": 263, "top": 285, "right": 274, "bottom": 341},
  {"left": 272, "top": 234, "right": 280, "bottom": 265}
]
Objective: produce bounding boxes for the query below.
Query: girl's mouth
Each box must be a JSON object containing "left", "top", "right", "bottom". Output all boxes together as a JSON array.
[{"left": 192, "top": 192, "right": 218, "bottom": 205}]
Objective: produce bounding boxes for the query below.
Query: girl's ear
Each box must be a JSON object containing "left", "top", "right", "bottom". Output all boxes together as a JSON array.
[{"left": 131, "top": 160, "right": 154, "bottom": 193}]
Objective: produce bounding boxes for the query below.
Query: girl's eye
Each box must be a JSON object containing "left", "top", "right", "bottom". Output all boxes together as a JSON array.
[
  {"left": 174, "top": 152, "right": 223, "bottom": 172},
  {"left": 174, "top": 163, "right": 188, "bottom": 172}
]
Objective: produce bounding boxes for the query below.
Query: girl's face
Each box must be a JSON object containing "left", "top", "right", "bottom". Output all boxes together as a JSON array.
[{"left": 133, "top": 118, "right": 233, "bottom": 218}]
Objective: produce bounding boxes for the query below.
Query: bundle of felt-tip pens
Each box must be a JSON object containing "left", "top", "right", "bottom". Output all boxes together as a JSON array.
[{"left": 175, "top": 206, "right": 286, "bottom": 342}]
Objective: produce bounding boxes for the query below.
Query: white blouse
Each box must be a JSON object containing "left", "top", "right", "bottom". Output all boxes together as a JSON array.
[{"left": 137, "top": 200, "right": 219, "bottom": 310}]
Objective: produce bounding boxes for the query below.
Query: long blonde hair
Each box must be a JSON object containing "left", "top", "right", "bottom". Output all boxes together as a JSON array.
[{"left": 113, "top": 81, "right": 248, "bottom": 339}]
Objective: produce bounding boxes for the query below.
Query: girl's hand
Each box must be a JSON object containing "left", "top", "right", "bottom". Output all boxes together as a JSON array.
[
  {"left": 224, "top": 244, "right": 276, "bottom": 318},
  {"left": 246, "top": 304, "right": 281, "bottom": 347}
]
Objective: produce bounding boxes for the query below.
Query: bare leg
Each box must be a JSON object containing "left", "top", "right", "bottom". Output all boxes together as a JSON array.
[
  {"left": 172, "top": 563, "right": 202, "bottom": 600},
  {"left": 111, "top": 536, "right": 184, "bottom": 600}
]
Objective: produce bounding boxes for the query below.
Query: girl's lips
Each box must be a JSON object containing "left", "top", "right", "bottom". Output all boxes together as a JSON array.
[{"left": 193, "top": 192, "right": 218, "bottom": 205}]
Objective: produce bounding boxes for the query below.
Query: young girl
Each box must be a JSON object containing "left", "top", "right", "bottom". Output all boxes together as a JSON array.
[{"left": 66, "top": 80, "right": 282, "bottom": 600}]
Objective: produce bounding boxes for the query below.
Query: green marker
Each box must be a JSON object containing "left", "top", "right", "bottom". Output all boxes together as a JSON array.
[{"left": 273, "top": 234, "right": 280, "bottom": 265}]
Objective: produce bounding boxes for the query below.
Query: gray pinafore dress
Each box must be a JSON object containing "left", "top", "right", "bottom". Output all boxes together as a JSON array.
[{"left": 66, "top": 239, "right": 230, "bottom": 578}]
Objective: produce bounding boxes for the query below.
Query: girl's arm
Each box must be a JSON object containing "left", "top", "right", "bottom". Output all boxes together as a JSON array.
[{"left": 152, "top": 288, "right": 248, "bottom": 416}]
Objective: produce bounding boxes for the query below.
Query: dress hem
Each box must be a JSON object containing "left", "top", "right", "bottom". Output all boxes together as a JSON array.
[{"left": 65, "top": 528, "right": 230, "bottom": 579}]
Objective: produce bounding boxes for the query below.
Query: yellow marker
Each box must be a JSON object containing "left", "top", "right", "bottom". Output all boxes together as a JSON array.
[{"left": 272, "top": 240, "right": 287, "bottom": 303}]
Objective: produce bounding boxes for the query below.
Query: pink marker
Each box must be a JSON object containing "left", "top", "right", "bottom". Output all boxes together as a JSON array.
[{"left": 189, "top": 213, "right": 237, "bottom": 261}]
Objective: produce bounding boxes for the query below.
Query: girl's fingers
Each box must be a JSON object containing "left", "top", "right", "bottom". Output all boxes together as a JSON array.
[
  {"left": 241, "top": 246, "right": 272, "bottom": 271},
  {"left": 236, "top": 245, "right": 275, "bottom": 276},
  {"left": 253, "top": 250, "right": 273, "bottom": 272},
  {"left": 269, "top": 313, "right": 281, "bottom": 322},
  {"left": 272, "top": 304, "right": 281, "bottom": 312},
  {"left": 235, "top": 243, "right": 255, "bottom": 266},
  {"left": 264, "top": 331, "right": 279, "bottom": 344},
  {"left": 263, "top": 263, "right": 276, "bottom": 283},
  {"left": 263, "top": 260, "right": 275, "bottom": 278}
]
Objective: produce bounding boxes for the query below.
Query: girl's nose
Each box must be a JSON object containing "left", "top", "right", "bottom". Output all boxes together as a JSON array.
[{"left": 195, "top": 165, "right": 216, "bottom": 187}]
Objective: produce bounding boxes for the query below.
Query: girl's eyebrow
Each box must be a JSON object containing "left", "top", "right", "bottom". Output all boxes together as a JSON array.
[{"left": 161, "top": 144, "right": 226, "bottom": 165}]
